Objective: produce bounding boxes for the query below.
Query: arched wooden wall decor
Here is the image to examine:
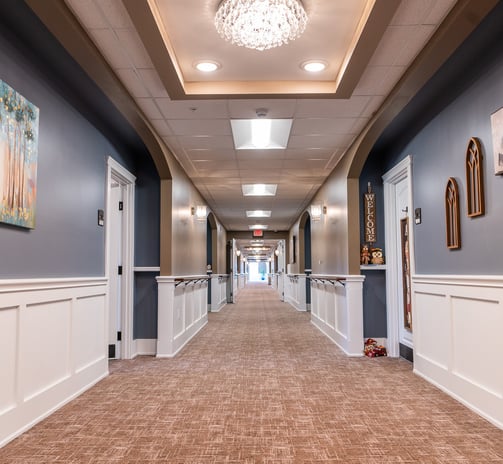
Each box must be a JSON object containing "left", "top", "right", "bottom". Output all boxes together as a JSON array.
[
  {"left": 465, "top": 137, "right": 485, "bottom": 217},
  {"left": 445, "top": 177, "right": 461, "bottom": 249}
]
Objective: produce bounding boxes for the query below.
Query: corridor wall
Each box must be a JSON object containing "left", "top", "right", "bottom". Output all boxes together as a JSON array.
[
  {"left": 359, "top": 2, "right": 503, "bottom": 428},
  {"left": 0, "top": 3, "right": 160, "bottom": 445}
]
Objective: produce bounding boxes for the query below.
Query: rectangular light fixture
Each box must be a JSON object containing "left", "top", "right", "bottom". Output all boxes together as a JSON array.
[
  {"left": 249, "top": 224, "right": 268, "bottom": 230},
  {"left": 231, "top": 119, "right": 292, "bottom": 149},
  {"left": 310, "top": 204, "right": 323, "bottom": 221},
  {"left": 246, "top": 210, "right": 271, "bottom": 218},
  {"left": 242, "top": 184, "right": 277, "bottom": 196},
  {"left": 191, "top": 205, "right": 207, "bottom": 221}
]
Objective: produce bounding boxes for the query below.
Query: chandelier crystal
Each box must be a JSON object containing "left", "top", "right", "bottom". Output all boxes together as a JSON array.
[{"left": 215, "top": 0, "right": 308, "bottom": 51}]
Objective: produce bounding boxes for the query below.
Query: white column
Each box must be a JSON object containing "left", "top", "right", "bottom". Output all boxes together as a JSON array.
[{"left": 156, "top": 276, "right": 176, "bottom": 357}]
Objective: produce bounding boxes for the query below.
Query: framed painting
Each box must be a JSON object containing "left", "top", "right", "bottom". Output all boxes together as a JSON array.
[
  {"left": 491, "top": 107, "right": 503, "bottom": 175},
  {"left": 0, "top": 79, "right": 39, "bottom": 228}
]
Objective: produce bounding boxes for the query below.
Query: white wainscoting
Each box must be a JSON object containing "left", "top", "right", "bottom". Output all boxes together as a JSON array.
[
  {"left": 413, "top": 275, "right": 503, "bottom": 429},
  {"left": 210, "top": 274, "right": 228, "bottom": 312},
  {"left": 284, "top": 274, "right": 307, "bottom": 311},
  {"left": 0, "top": 278, "right": 108, "bottom": 447},
  {"left": 131, "top": 338, "right": 157, "bottom": 357},
  {"left": 310, "top": 275, "right": 365, "bottom": 357},
  {"left": 156, "top": 276, "right": 208, "bottom": 357}
]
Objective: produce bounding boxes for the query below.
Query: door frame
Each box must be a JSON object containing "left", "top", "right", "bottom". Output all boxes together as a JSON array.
[
  {"left": 383, "top": 155, "right": 415, "bottom": 358},
  {"left": 105, "top": 156, "right": 136, "bottom": 359}
]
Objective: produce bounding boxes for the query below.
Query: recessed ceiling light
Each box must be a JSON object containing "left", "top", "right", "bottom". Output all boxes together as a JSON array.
[
  {"left": 195, "top": 61, "right": 220, "bottom": 72},
  {"left": 242, "top": 184, "right": 277, "bottom": 196},
  {"left": 246, "top": 210, "right": 272, "bottom": 218},
  {"left": 248, "top": 224, "right": 268, "bottom": 230},
  {"left": 231, "top": 119, "right": 292, "bottom": 150},
  {"left": 301, "top": 60, "right": 327, "bottom": 72}
]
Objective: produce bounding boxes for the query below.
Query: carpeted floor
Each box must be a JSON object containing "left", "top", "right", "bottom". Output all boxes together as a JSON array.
[{"left": 1, "top": 283, "right": 503, "bottom": 463}]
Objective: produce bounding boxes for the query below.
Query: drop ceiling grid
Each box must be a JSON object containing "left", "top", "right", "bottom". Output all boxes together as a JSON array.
[{"left": 62, "top": 0, "right": 460, "bottom": 232}]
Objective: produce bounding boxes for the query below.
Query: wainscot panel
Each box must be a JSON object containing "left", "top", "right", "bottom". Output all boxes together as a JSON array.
[
  {"left": 156, "top": 276, "right": 209, "bottom": 357},
  {"left": 310, "top": 275, "right": 365, "bottom": 357},
  {"left": 0, "top": 278, "right": 108, "bottom": 447},
  {"left": 413, "top": 275, "right": 503, "bottom": 429}
]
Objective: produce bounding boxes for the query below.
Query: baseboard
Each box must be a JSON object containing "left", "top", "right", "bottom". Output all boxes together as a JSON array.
[
  {"left": 414, "top": 368, "right": 503, "bottom": 430},
  {"left": 132, "top": 338, "right": 157, "bottom": 357}
]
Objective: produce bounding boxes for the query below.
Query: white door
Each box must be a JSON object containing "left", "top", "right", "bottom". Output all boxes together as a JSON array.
[
  {"left": 383, "top": 155, "right": 414, "bottom": 358},
  {"left": 394, "top": 177, "right": 413, "bottom": 350},
  {"left": 108, "top": 180, "right": 124, "bottom": 359}
]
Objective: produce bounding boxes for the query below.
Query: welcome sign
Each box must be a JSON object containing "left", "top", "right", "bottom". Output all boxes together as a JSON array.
[{"left": 364, "top": 183, "right": 376, "bottom": 243}]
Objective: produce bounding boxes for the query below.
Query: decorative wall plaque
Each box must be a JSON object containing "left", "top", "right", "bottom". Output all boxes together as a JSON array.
[
  {"left": 445, "top": 177, "right": 461, "bottom": 249},
  {"left": 465, "top": 137, "right": 485, "bottom": 217},
  {"left": 363, "top": 182, "right": 376, "bottom": 243}
]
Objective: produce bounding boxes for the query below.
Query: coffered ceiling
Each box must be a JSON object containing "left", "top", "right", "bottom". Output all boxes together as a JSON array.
[{"left": 34, "top": 0, "right": 463, "bottom": 233}]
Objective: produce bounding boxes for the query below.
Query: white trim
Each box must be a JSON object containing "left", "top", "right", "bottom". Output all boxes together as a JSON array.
[
  {"left": 106, "top": 157, "right": 136, "bottom": 360},
  {"left": 132, "top": 338, "right": 157, "bottom": 357},
  {"left": 0, "top": 277, "right": 107, "bottom": 292},
  {"left": 383, "top": 155, "right": 414, "bottom": 358},
  {"left": 0, "top": 277, "right": 108, "bottom": 446},
  {"left": 133, "top": 267, "right": 161, "bottom": 272},
  {"left": 413, "top": 274, "right": 503, "bottom": 287}
]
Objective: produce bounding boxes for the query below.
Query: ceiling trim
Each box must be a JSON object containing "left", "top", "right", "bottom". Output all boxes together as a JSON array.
[{"left": 123, "top": 0, "right": 400, "bottom": 100}]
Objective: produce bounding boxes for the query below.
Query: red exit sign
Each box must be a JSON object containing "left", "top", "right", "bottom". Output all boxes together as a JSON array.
[{"left": 252, "top": 229, "right": 263, "bottom": 237}]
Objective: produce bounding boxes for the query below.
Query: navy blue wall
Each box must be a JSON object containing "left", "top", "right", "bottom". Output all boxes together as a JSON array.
[
  {"left": 359, "top": 2, "right": 503, "bottom": 336},
  {"left": 0, "top": 2, "right": 160, "bottom": 338}
]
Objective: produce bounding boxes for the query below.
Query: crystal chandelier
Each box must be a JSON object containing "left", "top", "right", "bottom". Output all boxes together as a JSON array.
[{"left": 215, "top": 0, "right": 308, "bottom": 51}]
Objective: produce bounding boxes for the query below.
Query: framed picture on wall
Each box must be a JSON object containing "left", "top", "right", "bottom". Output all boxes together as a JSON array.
[{"left": 490, "top": 107, "right": 503, "bottom": 175}]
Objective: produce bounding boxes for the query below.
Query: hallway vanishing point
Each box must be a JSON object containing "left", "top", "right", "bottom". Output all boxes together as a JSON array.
[{"left": 1, "top": 284, "right": 502, "bottom": 463}]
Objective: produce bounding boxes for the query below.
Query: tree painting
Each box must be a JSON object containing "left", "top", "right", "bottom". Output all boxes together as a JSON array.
[{"left": 0, "top": 80, "right": 39, "bottom": 228}]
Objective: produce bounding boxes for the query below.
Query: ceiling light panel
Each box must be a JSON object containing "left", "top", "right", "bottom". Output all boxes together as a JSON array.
[
  {"left": 231, "top": 119, "right": 292, "bottom": 149},
  {"left": 246, "top": 210, "right": 271, "bottom": 218},
  {"left": 242, "top": 184, "right": 277, "bottom": 196}
]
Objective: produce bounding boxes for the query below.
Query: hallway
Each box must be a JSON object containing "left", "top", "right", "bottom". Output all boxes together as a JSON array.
[{"left": 1, "top": 284, "right": 503, "bottom": 463}]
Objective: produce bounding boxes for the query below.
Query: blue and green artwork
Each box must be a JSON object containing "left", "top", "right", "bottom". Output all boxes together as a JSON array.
[{"left": 0, "top": 80, "right": 39, "bottom": 228}]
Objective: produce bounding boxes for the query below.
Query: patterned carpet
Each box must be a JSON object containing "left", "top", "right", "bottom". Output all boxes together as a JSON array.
[{"left": 1, "top": 283, "right": 502, "bottom": 463}]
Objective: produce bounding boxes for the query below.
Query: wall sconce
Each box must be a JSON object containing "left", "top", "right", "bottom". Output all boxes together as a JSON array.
[
  {"left": 310, "top": 203, "right": 325, "bottom": 221},
  {"left": 236, "top": 249, "right": 241, "bottom": 257},
  {"left": 191, "top": 205, "right": 207, "bottom": 221}
]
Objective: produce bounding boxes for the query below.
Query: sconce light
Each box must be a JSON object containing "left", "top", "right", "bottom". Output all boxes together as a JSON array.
[
  {"left": 274, "top": 249, "right": 280, "bottom": 256},
  {"left": 191, "top": 205, "right": 207, "bottom": 221},
  {"left": 310, "top": 203, "right": 322, "bottom": 221},
  {"left": 236, "top": 249, "right": 241, "bottom": 257}
]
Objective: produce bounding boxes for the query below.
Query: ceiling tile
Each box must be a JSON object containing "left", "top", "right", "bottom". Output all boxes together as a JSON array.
[
  {"left": 291, "top": 118, "right": 359, "bottom": 135},
  {"left": 294, "top": 97, "right": 372, "bottom": 119},
  {"left": 283, "top": 148, "right": 333, "bottom": 159},
  {"left": 115, "top": 69, "right": 149, "bottom": 98},
  {"left": 137, "top": 69, "right": 169, "bottom": 98},
  {"left": 177, "top": 135, "right": 234, "bottom": 150},
  {"left": 238, "top": 160, "right": 284, "bottom": 170},
  {"left": 352, "top": 66, "right": 405, "bottom": 96},
  {"left": 135, "top": 98, "right": 164, "bottom": 119},
  {"left": 149, "top": 119, "right": 173, "bottom": 137},
  {"left": 228, "top": 100, "right": 297, "bottom": 119},
  {"left": 114, "top": 29, "right": 153, "bottom": 69},
  {"left": 96, "top": 0, "right": 132, "bottom": 29},
  {"left": 168, "top": 119, "right": 231, "bottom": 136},
  {"left": 88, "top": 29, "right": 131, "bottom": 68},
  {"left": 288, "top": 134, "right": 353, "bottom": 149},
  {"left": 193, "top": 160, "right": 238, "bottom": 171},
  {"left": 185, "top": 148, "right": 236, "bottom": 161},
  {"left": 66, "top": 0, "right": 109, "bottom": 29},
  {"left": 157, "top": 100, "right": 230, "bottom": 120}
]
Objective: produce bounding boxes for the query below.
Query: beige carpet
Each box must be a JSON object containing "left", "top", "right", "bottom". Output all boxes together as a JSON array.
[{"left": 1, "top": 283, "right": 502, "bottom": 463}]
